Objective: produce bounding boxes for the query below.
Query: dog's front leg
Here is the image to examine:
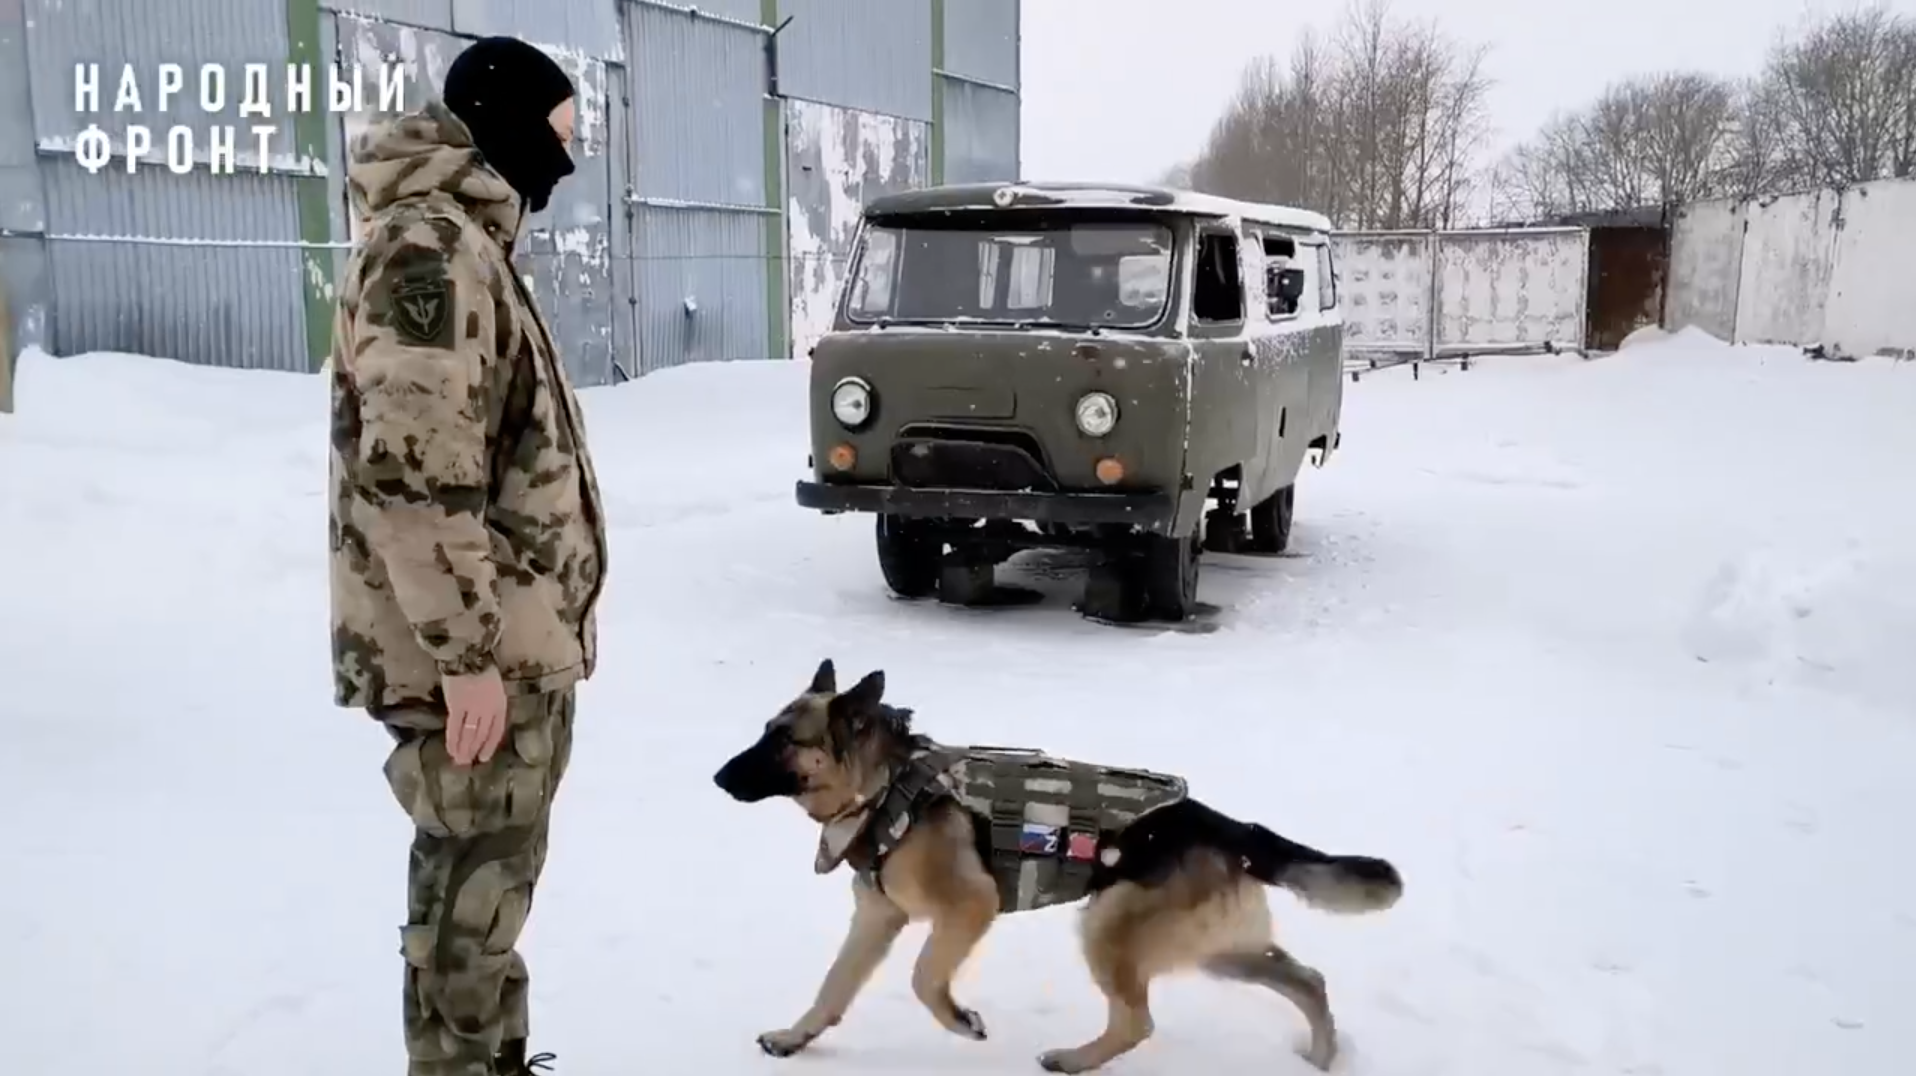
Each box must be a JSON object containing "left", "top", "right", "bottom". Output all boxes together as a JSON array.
[
  {"left": 909, "top": 890, "right": 998, "bottom": 1041},
  {"left": 757, "top": 877, "right": 908, "bottom": 1058}
]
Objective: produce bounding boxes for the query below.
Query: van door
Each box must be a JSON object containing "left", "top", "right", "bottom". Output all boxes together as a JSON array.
[
  {"left": 1236, "top": 231, "right": 1310, "bottom": 508},
  {"left": 1308, "top": 239, "right": 1346, "bottom": 460},
  {"left": 1181, "top": 221, "right": 1259, "bottom": 535}
]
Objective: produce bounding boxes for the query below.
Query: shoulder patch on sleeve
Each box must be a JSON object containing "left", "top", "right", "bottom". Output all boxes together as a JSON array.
[{"left": 369, "top": 244, "right": 457, "bottom": 350}]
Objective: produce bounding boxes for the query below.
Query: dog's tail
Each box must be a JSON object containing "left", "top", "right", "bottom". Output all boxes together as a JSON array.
[{"left": 1234, "top": 821, "right": 1403, "bottom": 914}]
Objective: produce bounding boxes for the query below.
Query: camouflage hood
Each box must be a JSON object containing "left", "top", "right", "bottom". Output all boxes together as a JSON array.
[{"left": 347, "top": 100, "right": 522, "bottom": 242}]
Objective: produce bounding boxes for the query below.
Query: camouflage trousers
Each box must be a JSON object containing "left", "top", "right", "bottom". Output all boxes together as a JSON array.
[{"left": 377, "top": 689, "right": 576, "bottom": 1076}]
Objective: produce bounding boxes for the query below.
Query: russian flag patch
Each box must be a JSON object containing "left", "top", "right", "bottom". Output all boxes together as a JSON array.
[{"left": 1018, "top": 823, "right": 1060, "bottom": 855}]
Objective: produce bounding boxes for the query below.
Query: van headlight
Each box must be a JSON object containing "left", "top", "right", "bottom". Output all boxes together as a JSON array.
[
  {"left": 830, "top": 377, "right": 873, "bottom": 429},
  {"left": 1074, "top": 391, "right": 1118, "bottom": 437}
]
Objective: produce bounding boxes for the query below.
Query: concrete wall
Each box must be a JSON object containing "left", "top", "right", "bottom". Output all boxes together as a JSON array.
[
  {"left": 1820, "top": 180, "right": 1916, "bottom": 360},
  {"left": 1333, "top": 227, "right": 1590, "bottom": 360},
  {"left": 0, "top": 0, "right": 1022, "bottom": 382},
  {"left": 1664, "top": 199, "right": 1743, "bottom": 343},
  {"left": 1665, "top": 177, "right": 1916, "bottom": 360}
]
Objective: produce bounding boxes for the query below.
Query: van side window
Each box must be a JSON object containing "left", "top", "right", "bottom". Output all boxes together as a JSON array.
[
  {"left": 1316, "top": 243, "right": 1337, "bottom": 310},
  {"left": 1192, "top": 232, "right": 1243, "bottom": 323},
  {"left": 1263, "top": 235, "right": 1299, "bottom": 319}
]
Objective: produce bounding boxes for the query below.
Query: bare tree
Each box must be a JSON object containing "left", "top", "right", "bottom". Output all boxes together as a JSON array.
[
  {"left": 1641, "top": 74, "right": 1740, "bottom": 202},
  {"left": 1718, "top": 75, "right": 1799, "bottom": 198},
  {"left": 1764, "top": 4, "right": 1916, "bottom": 186},
  {"left": 1183, "top": 1, "right": 1914, "bottom": 225},
  {"left": 1486, "top": 114, "right": 1586, "bottom": 221},
  {"left": 1188, "top": 0, "right": 1493, "bottom": 229},
  {"left": 1488, "top": 71, "right": 1739, "bottom": 218}
]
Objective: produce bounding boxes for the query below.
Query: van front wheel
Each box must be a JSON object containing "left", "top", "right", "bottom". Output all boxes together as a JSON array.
[
  {"left": 1140, "top": 530, "right": 1201, "bottom": 621},
  {"left": 875, "top": 515, "right": 941, "bottom": 599}
]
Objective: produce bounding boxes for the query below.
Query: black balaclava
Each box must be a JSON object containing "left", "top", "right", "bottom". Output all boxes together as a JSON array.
[{"left": 441, "top": 36, "right": 577, "bottom": 216}]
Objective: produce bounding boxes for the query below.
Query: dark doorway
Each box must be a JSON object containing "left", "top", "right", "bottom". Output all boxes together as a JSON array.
[{"left": 1585, "top": 226, "right": 1669, "bottom": 351}]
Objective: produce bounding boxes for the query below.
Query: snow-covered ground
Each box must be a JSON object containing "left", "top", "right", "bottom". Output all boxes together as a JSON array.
[{"left": 2, "top": 331, "right": 1913, "bottom": 1076}]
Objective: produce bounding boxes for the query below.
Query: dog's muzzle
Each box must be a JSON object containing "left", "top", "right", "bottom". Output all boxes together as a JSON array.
[{"left": 714, "top": 736, "right": 801, "bottom": 803}]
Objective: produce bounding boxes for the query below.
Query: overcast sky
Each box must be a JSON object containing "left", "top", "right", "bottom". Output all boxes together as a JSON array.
[{"left": 1016, "top": 0, "right": 1896, "bottom": 183}]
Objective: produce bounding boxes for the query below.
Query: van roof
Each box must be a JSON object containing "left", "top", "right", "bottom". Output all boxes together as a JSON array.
[{"left": 862, "top": 181, "right": 1334, "bottom": 235}]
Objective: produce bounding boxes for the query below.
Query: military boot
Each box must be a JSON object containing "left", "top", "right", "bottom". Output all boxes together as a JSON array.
[{"left": 495, "top": 1038, "right": 556, "bottom": 1075}]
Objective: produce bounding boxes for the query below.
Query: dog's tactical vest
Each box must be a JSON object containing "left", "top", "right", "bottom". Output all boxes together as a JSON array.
[{"left": 815, "top": 738, "right": 1187, "bottom": 914}]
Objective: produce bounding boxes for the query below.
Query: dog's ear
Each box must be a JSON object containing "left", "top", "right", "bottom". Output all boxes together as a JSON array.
[
  {"left": 833, "top": 670, "right": 884, "bottom": 715},
  {"left": 824, "top": 670, "right": 885, "bottom": 758},
  {"left": 808, "top": 658, "right": 836, "bottom": 695}
]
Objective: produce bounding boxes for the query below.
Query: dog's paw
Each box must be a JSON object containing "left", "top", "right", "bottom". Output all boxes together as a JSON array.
[
  {"left": 953, "top": 1005, "right": 988, "bottom": 1041},
  {"left": 756, "top": 1029, "right": 815, "bottom": 1058},
  {"left": 1037, "top": 1048, "right": 1087, "bottom": 1073}
]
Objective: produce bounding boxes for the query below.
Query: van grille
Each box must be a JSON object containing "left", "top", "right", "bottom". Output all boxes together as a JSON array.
[{"left": 890, "top": 424, "right": 1056, "bottom": 491}]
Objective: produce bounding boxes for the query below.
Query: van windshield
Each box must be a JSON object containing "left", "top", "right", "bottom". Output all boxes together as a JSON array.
[{"left": 845, "top": 219, "right": 1173, "bottom": 330}]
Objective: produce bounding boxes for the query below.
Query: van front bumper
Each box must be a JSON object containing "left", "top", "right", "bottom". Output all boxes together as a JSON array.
[{"left": 794, "top": 480, "right": 1178, "bottom": 535}]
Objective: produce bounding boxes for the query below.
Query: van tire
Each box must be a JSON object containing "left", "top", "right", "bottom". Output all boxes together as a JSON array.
[
  {"left": 1141, "top": 531, "right": 1201, "bottom": 621},
  {"left": 1082, "top": 557, "right": 1145, "bottom": 622},
  {"left": 875, "top": 515, "right": 940, "bottom": 599},
  {"left": 1247, "top": 483, "right": 1294, "bottom": 554}
]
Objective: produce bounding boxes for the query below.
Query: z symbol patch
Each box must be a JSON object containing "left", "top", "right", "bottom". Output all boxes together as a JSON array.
[
  {"left": 390, "top": 277, "right": 450, "bottom": 345},
  {"left": 1019, "top": 823, "right": 1060, "bottom": 856}
]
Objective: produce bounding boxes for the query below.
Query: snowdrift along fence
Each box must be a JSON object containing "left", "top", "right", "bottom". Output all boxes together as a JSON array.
[
  {"left": 1665, "top": 176, "right": 1916, "bottom": 361},
  {"left": 1331, "top": 227, "right": 1590, "bottom": 367}
]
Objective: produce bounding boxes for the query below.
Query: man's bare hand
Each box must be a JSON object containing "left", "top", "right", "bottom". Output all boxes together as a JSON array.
[{"left": 444, "top": 667, "right": 509, "bottom": 767}]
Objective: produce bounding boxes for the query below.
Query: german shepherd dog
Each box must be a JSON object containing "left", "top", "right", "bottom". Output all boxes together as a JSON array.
[{"left": 713, "top": 660, "right": 1403, "bottom": 1073}]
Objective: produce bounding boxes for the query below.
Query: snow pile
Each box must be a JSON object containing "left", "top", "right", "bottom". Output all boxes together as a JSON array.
[
  {"left": 3, "top": 333, "right": 1914, "bottom": 1076},
  {"left": 1619, "top": 323, "right": 1670, "bottom": 349},
  {"left": 1684, "top": 543, "right": 1916, "bottom": 712}
]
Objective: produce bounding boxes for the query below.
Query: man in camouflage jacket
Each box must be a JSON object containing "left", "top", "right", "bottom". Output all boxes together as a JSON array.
[{"left": 328, "top": 36, "right": 606, "bottom": 1076}]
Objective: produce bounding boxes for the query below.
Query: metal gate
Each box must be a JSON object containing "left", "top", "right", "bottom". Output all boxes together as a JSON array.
[{"left": 1333, "top": 227, "right": 1590, "bottom": 363}]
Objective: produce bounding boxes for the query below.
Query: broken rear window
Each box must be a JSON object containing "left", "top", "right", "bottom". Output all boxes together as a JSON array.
[{"left": 845, "top": 218, "right": 1173, "bottom": 330}]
